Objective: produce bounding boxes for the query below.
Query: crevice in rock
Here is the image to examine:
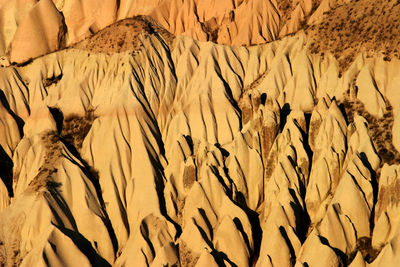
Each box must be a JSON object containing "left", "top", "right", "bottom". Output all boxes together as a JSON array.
[{"left": 0, "top": 146, "right": 13, "bottom": 197}]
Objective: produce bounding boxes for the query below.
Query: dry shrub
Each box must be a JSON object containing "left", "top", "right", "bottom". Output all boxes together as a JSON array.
[
  {"left": 183, "top": 165, "right": 197, "bottom": 190},
  {"left": 61, "top": 109, "right": 96, "bottom": 150},
  {"left": 354, "top": 237, "right": 380, "bottom": 263},
  {"left": 307, "top": 0, "right": 400, "bottom": 72},
  {"left": 73, "top": 16, "right": 175, "bottom": 54},
  {"left": 43, "top": 74, "right": 63, "bottom": 88},
  {"left": 179, "top": 242, "right": 199, "bottom": 267},
  {"left": 28, "top": 131, "right": 62, "bottom": 191},
  {"left": 340, "top": 97, "right": 400, "bottom": 166}
]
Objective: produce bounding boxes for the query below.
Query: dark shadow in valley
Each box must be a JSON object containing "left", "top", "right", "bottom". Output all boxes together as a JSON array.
[
  {"left": 53, "top": 223, "right": 112, "bottom": 267},
  {"left": 0, "top": 146, "right": 13, "bottom": 197}
]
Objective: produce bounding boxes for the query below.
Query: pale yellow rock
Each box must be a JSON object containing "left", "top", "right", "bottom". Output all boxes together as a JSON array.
[
  {"left": 0, "top": 179, "right": 9, "bottom": 212},
  {"left": 306, "top": 100, "right": 347, "bottom": 225},
  {"left": 308, "top": 96, "right": 331, "bottom": 151},
  {"left": 316, "top": 59, "right": 339, "bottom": 100},
  {"left": 296, "top": 232, "right": 341, "bottom": 267},
  {"left": 281, "top": 49, "right": 316, "bottom": 112},
  {"left": 348, "top": 251, "right": 366, "bottom": 267},
  {"left": 2, "top": 129, "right": 116, "bottom": 265},
  {"left": 303, "top": 115, "right": 379, "bottom": 262},
  {"left": 12, "top": 136, "right": 48, "bottom": 196},
  {"left": 392, "top": 109, "right": 400, "bottom": 152},
  {"left": 214, "top": 216, "right": 250, "bottom": 266},
  {"left": 0, "top": 67, "right": 30, "bottom": 121},
  {"left": 226, "top": 132, "right": 264, "bottom": 210},
  {"left": 26, "top": 226, "right": 93, "bottom": 267},
  {"left": 1, "top": 7, "right": 400, "bottom": 266},
  {"left": 0, "top": 100, "right": 21, "bottom": 158},
  {"left": 372, "top": 164, "right": 400, "bottom": 249},
  {"left": 115, "top": 214, "right": 178, "bottom": 266},
  {"left": 23, "top": 105, "right": 57, "bottom": 137},
  {"left": 356, "top": 64, "right": 386, "bottom": 118},
  {"left": 195, "top": 250, "right": 219, "bottom": 267},
  {"left": 370, "top": 232, "right": 400, "bottom": 267}
]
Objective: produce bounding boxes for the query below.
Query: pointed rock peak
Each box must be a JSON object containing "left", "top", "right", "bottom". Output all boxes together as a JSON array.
[{"left": 9, "top": 0, "right": 66, "bottom": 63}]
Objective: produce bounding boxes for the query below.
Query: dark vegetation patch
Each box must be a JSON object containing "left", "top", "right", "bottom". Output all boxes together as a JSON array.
[
  {"left": 348, "top": 237, "right": 380, "bottom": 264},
  {"left": 59, "top": 109, "right": 100, "bottom": 182},
  {"left": 339, "top": 96, "right": 400, "bottom": 166},
  {"left": 307, "top": 0, "right": 400, "bottom": 73},
  {"left": 73, "top": 16, "right": 175, "bottom": 54},
  {"left": 277, "top": 0, "right": 297, "bottom": 28},
  {"left": 179, "top": 242, "right": 199, "bottom": 267},
  {"left": 377, "top": 179, "right": 400, "bottom": 217},
  {"left": 28, "top": 131, "right": 62, "bottom": 192},
  {"left": 28, "top": 107, "right": 100, "bottom": 192},
  {"left": 60, "top": 109, "right": 96, "bottom": 150},
  {"left": 202, "top": 17, "right": 220, "bottom": 43},
  {"left": 43, "top": 74, "right": 63, "bottom": 88}
]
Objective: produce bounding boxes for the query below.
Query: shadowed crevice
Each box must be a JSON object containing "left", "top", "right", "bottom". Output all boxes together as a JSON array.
[{"left": 52, "top": 223, "right": 112, "bottom": 267}]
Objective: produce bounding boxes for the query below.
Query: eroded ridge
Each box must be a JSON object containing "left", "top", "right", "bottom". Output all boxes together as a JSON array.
[{"left": 0, "top": 7, "right": 400, "bottom": 267}]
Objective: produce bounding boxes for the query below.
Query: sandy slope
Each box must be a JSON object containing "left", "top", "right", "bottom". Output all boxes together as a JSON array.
[{"left": 0, "top": 2, "right": 400, "bottom": 266}]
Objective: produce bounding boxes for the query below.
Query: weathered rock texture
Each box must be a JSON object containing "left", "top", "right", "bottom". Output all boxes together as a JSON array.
[
  {"left": 1, "top": 0, "right": 317, "bottom": 63},
  {"left": 1, "top": 1, "right": 400, "bottom": 266}
]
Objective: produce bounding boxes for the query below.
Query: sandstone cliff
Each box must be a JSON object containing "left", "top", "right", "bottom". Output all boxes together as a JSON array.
[{"left": 1, "top": 0, "right": 400, "bottom": 266}]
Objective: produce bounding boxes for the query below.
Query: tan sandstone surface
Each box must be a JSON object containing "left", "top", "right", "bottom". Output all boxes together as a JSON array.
[{"left": 1, "top": 0, "right": 400, "bottom": 266}]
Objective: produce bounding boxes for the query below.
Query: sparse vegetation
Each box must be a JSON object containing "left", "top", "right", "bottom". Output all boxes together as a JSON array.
[
  {"left": 73, "top": 16, "right": 175, "bottom": 54},
  {"left": 28, "top": 131, "right": 62, "bottom": 192},
  {"left": 307, "top": 0, "right": 400, "bottom": 72},
  {"left": 179, "top": 242, "right": 199, "bottom": 267},
  {"left": 340, "top": 96, "right": 400, "bottom": 166},
  {"left": 182, "top": 165, "right": 197, "bottom": 190},
  {"left": 27, "top": 108, "right": 98, "bottom": 192},
  {"left": 278, "top": 0, "right": 296, "bottom": 28},
  {"left": 202, "top": 18, "right": 219, "bottom": 42},
  {"left": 43, "top": 74, "right": 63, "bottom": 88},
  {"left": 377, "top": 178, "right": 400, "bottom": 217},
  {"left": 61, "top": 109, "right": 96, "bottom": 150},
  {"left": 355, "top": 237, "right": 380, "bottom": 263}
]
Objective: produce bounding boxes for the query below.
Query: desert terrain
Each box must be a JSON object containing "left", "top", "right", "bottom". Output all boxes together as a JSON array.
[{"left": 0, "top": 0, "right": 400, "bottom": 266}]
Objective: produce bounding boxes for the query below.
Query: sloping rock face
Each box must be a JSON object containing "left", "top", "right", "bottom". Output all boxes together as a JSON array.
[
  {"left": 1, "top": 1, "right": 400, "bottom": 266},
  {"left": 3, "top": 0, "right": 399, "bottom": 64},
  {"left": 0, "top": 0, "right": 317, "bottom": 63},
  {"left": 8, "top": 0, "right": 66, "bottom": 63}
]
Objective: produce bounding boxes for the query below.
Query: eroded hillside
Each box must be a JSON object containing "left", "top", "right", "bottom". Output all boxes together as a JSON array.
[
  {"left": 1, "top": 1, "right": 400, "bottom": 267},
  {"left": 1, "top": 0, "right": 318, "bottom": 63}
]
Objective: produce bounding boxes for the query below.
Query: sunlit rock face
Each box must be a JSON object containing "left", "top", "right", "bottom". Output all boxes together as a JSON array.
[
  {"left": 0, "top": 0, "right": 317, "bottom": 63},
  {"left": 1, "top": 1, "right": 400, "bottom": 266}
]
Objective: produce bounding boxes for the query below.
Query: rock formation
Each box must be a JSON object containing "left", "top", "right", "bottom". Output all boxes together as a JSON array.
[{"left": 1, "top": 0, "right": 400, "bottom": 266}]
